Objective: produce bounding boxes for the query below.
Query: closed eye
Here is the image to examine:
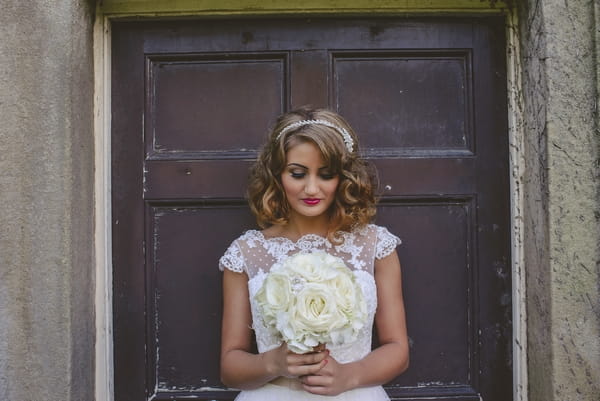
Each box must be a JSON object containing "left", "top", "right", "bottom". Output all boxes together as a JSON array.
[{"left": 319, "top": 173, "right": 336, "bottom": 180}]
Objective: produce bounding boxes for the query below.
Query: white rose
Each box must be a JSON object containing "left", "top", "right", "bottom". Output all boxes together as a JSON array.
[
  {"left": 327, "top": 272, "right": 355, "bottom": 314},
  {"left": 294, "top": 282, "right": 346, "bottom": 331},
  {"left": 325, "top": 267, "right": 366, "bottom": 346},
  {"left": 330, "top": 269, "right": 366, "bottom": 319},
  {"left": 255, "top": 270, "right": 293, "bottom": 326},
  {"left": 284, "top": 252, "right": 338, "bottom": 283}
]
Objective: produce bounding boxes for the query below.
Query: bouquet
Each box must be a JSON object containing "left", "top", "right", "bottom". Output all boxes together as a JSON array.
[{"left": 254, "top": 250, "right": 368, "bottom": 354}]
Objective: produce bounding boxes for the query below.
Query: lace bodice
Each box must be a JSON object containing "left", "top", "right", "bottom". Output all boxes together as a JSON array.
[{"left": 219, "top": 224, "right": 400, "bottom": 364}]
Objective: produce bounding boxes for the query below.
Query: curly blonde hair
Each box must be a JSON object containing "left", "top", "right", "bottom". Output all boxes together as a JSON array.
[{"left": 247, "top": 106, "right": 378, "bottom": 237}]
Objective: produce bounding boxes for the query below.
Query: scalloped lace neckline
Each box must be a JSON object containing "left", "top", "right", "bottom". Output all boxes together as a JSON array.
[{"left": 253, "top": 229, "right": 332, "bottom": 246}]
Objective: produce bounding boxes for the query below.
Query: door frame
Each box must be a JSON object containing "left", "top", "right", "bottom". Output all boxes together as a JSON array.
[{"left": 93, "top": 2, "right": 526, "bottom": 401}]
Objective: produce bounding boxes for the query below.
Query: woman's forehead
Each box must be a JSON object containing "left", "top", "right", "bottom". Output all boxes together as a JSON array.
[{"left": 285, "top": 142, "right": 326, "bottom": 165}]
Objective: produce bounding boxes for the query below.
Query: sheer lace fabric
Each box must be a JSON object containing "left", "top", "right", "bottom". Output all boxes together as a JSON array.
[{"left": 219, "top": 224, "right": 400, "bottom": 400}]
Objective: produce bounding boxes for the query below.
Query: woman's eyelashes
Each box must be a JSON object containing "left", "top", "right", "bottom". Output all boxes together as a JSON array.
[
  {"left": 319, "top": 172, "right": 336, "bottom": 180},
  {"left": 290, "top": 170, "right": 306, "bottom": 179},
  {"left": 288, "top": 169, "right": 336, "bottom": 180}
]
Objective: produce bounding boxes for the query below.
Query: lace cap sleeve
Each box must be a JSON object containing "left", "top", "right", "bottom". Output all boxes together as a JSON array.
[
  {"left": 375, "top": 226, "right": 401, "bottom": 259},
  {"left": 219, "top": 240, "right": 245, "bottom": 273}
]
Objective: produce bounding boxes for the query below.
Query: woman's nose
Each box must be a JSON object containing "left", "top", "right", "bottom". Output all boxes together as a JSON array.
[{"left": 305, "top": 176, "right": 318, "bottom": 195}]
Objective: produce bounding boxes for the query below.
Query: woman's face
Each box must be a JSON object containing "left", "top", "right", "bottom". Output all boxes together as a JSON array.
[{"left": 280, "top": 141, "right": 340, "bottom": 221}]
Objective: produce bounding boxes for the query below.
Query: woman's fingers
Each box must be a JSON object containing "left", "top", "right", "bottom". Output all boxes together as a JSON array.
[
  {"left": 285, "top": 352, "right": 328, "bottom": 376},
  {"left": 302, "top": 384, "right": 330, "bottom": 396},
  {"left": 302, "top": 374, "right": 333, "bottom": 396},
  {"left": 301, "top": 356, "right": 350, "bottom": 396},
  {"left": 301, "top": 372, "right": 332, "bottom": 387},
  {"left": 287, "top": 350, "right": 327, "bottom": 366},
  {"left": 273, "top": 344, "right": 330, "bottom": 378}
]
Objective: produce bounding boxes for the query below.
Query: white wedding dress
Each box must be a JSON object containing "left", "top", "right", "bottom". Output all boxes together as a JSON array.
[{"left": 219, "top": 224, "right": 400, "bottom": 401}]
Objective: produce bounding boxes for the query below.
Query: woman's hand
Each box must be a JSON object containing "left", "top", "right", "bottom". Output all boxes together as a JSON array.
[
  {"left": 265, "top": 343, "right": 329, "bottom": 379},
  {"left": 296, "top": 250, "right": 409, "bottom": 395},
  {"left": 300, "top": 354, "right": 354, "bottom": 396}
]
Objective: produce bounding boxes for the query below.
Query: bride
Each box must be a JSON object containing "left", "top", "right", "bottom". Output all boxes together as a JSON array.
[{"left": 219, "top": 106, "right": 409, "bottom": 400}]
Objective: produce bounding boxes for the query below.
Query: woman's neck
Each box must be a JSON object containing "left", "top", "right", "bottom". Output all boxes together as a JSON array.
[{"left": 273, "top": 213, "right": 331, "bottom": 241}]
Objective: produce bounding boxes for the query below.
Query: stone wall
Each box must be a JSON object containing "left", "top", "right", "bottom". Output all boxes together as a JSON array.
[
  {"left": 0, "top": 1, "right": 96, "bottom": 400},
  {"left": 518, "top": 0, "right": 600, "bottom": 400}
]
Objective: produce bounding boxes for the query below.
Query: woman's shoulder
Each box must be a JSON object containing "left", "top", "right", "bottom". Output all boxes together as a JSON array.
[
  {"left": 349, "top": 224, "right": 401, "bottom": 258},
  {"left": 227, "top": 229, "right": 265, "bottom": 246},
  {"left": 349, "top": 223, "right": 396, "bottom": 237},
  {"left": 219, "top": 230, "right": 264, "bottom": 273}
]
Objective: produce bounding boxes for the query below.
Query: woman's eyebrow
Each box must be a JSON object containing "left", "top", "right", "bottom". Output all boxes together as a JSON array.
[
  {"left": 286, "top": 163, "right": 308, "bottom": 169},
  {"left": 286, "top": 163, "right": 331, "bottom": 170}
]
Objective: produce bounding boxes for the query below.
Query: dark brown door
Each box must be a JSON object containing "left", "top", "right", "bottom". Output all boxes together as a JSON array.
[{"left": 112, "top": 17, "right": 511, "bottom": 401}]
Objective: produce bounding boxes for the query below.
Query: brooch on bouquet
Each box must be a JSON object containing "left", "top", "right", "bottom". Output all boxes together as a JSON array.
[{"left": 254, "top": 251, "right": 368, "bottom": 354}]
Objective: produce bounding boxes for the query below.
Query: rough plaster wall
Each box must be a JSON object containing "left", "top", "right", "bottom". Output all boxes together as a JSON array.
[
  {"left": 519, "top": 0, "right": 600, "bottom": 400},
  {"left": 0, "top": 1, "right": 95, "bottom": 400}
]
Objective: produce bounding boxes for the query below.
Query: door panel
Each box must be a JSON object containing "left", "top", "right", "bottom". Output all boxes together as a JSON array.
[
  {"left": 148, "top": 53, "right": 286, "bottom": 158},
  {"left": 148, "top": 205, "right": 255, "bottom": 392},
  {"left": 334, "top": 51, "right": 472, "bottom": 152},
  {"left": 112, "top": 17, "right": 511, "bottom": 401},
  {"left": 377, "top": 200, "right": 475, "bottom": 396}
]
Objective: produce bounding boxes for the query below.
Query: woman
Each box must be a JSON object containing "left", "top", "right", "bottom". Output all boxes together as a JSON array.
[{"left": 219, "top": 106, "right": 409, "bottom": 400}]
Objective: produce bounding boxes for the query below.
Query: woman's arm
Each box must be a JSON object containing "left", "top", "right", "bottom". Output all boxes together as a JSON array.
[
  {"left": 301, "top": 250, "right": 409, "bottom": 395},
  {"left": 220, "top": 268, "right": 328, "bottom": 389}
]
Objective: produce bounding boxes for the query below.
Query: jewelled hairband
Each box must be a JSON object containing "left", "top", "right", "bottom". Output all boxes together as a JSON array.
[{"left": 275, "top": 119, "right": 355, "bottom": 152}]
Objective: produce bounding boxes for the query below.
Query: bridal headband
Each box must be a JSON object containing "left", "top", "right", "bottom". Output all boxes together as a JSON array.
[{"left": 275, "top": 119, "right": 355, "bottom": 152}]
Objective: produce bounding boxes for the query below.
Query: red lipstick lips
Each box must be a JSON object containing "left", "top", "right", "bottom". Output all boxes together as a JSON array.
[{"left": 303, "top": 198, "right": 321, "bottom": 205}]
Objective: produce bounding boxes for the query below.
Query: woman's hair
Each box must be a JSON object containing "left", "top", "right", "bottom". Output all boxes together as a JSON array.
[{"left": 247, "top": 106, "right": 378, "bottom": 236}]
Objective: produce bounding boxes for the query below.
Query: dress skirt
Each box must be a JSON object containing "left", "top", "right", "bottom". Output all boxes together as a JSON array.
[{"left": 234, "top": 378, "right": 390, "bottom": 401}]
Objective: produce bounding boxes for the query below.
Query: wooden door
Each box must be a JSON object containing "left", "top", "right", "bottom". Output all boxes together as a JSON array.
[{"left": 112, "top": 17, "right": 511, "bottom": 401}]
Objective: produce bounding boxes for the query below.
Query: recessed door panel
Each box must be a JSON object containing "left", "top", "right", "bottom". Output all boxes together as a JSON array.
[
  {"left": 148, "top": 54, "right": 287, "bottom": 158},
  {"left": 149, "top": 205, "right": 255, "bottom": 391},
  {"left": 334, "top": 51, "right": 472, "bottom": 153}
]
